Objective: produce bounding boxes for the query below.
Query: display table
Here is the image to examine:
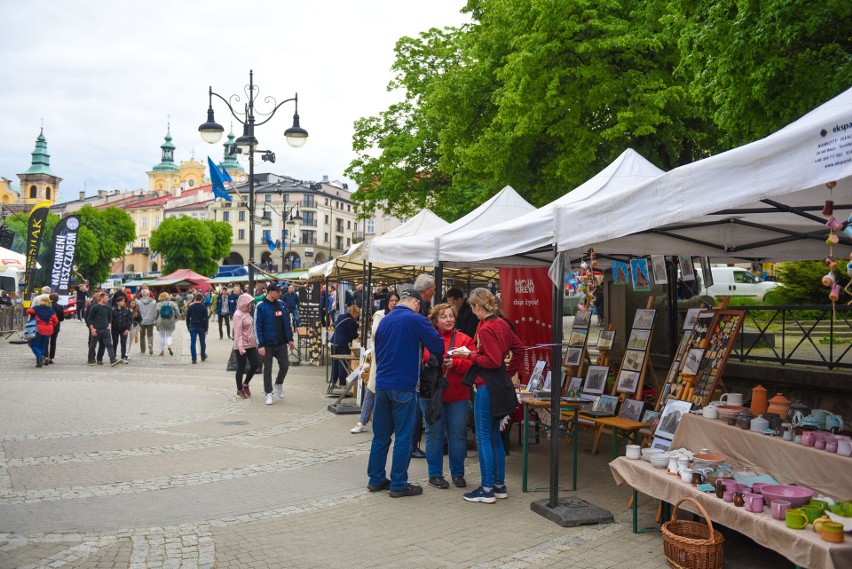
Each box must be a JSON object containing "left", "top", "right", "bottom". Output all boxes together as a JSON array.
[
  {"left": 578, "top": 414, "right": 649, "bottom": 457},
  {"left": 521, "top": 398, "right": 583, "bottom": 493},
  {"left": 611, "top": 457, "right": 852, "bottom": 569},
  {"left": 672, "top": 414, "right": 849, "bottom": 499}
]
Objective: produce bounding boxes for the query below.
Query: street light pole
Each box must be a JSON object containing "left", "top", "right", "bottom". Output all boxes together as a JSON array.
[
  {"left": 199, "top": 69, "right": 308, "bottom": 294},
  {"left": 263, "top": 202, "right": 302, "bottom": 272}
]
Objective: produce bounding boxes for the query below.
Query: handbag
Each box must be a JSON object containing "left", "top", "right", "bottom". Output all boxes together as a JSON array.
[
  {"left": 23, "top": 318, "right": 37, "bottom": 340},
  {"left": 420, "top": 331, "right": 457, "bottom": 399}
]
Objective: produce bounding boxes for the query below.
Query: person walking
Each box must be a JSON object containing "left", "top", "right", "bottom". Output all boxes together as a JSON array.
[
  {"left": 367, "top": 289, "right": 445, "bottom": 498},
  {"left": 186, "top": 293, "right": 209, "bottom": 364},
  {"left": 351, "top": 291, "right": 399, "bottom": 434},
  {"left": 232, "top": 292, "right": 259, "bottom": 398},
  {"left": 26, "top": 296, "right": 58, "bottom": 367},
  {"left": 330, "top": 305, "right": 360, "bottom": 388},
  {"left": 454, "top": 288, "right": 524, "bottom": 504},
  {"left": 46, "top": 292, "right": 65, "bottom": 365},
  {"left": 75, "top": 284, "right": 87, "bottom": 321},
  {"left": 227, "top": 285, "right": 241, "bottom": 320},
  {"left": 215, "top": 287, "right": 232, "bottom": 340},
  {"left": 420, "top": 303, "right": 476, "bottom": 490},
  {"left": 281, "top": 284, "right": 300, "bottom": 329},
  {"left": 154, "top": 291, "right": 180, "bottom": 356},
  {"left": 129, "top": 298, "right": 142, "bottom": 348},
  {"left": 86, "top": 292, "right": 121, "bottom": 366},
  {"left": 136, "top": 290, "right": 157, "bottom": 355},
  {"left": 111, "top": 296, "right": 132, "bottom": 362},
  {"left": 254, "top": 283, "right": 295, "bottom": 405}
]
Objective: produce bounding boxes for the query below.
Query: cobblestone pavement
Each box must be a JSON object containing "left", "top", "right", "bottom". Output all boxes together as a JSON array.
[{"left": 0, "top": 321, "right": 676, "bottom": 568}]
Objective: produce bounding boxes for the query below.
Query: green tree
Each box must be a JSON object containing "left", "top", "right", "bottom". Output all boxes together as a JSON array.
[
  {"left": 150, "top": 217, "right": 232, "bottom": 276},
  {"left": 773, "top": 261, "right": 848, "bottom": 304}
]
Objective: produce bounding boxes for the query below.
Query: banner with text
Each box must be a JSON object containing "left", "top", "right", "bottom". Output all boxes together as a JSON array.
[
  {"left": 49, "top": 215, "right": 81, "bottom": 304},
  {"left": 23, "top": 200, "right": 52, "bottom": 302},
  {"left": 499, "top": 267, "right": 554, "bottom": 382}
]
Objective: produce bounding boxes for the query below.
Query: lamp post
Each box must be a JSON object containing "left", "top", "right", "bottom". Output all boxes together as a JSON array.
[
  {"left": 263, "top": 202, "right": 303, "bottom": 271},
  {"left": 199, "top": 69, "right": 307, "bottom": 294}
]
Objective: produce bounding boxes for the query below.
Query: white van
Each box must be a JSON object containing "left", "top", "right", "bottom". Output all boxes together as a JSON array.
[{"left": 699, "top": 266, "right": 778, "bottom": 301}]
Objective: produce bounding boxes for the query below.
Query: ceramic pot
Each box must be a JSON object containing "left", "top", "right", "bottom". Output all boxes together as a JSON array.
[
  {"left": 825, "top": 414, "right": 844, "bottom": 433},
  {"left": 733, "top": 492, "right": 745, "bottom": 507},
  {"left": 787, "top": 400, "right": 809, "bottom": 423},
  {"left": 767, "top": 393, "right": 791, "bottom": 418},
  {"left": 720, "top": 393, "right": 743, "bottom": 406},
  {"left": 736, "top": 408, "right": 754, "bottom": 430},
  {"left": 750, "top": 414, "right": 769, "bottom": 432},
  {"left": 750, "top": 385, "right": 768, "bottom": 416}
]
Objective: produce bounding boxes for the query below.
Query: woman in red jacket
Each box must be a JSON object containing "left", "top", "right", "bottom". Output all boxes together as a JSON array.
[
  {"left": 421, "top": 303, "right": 477, "bottom": 490},
  {"left": 26, "top": 296, "right": 59, "bottom": 368}
]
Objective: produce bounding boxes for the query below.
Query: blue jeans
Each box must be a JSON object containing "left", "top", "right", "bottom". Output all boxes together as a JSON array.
[
  {"left": 368, "top": 388, "right": 417, "bottom": 491},
  {"left": 420, "top": 398, "right": 468, "bottom": 478},
  {"left": 473, "top": 384, "right": 505, "bottom": 489},
  {"left": 359, "top": 388, "right": 376, "bottom": 425},
  {"left": 30, "top": 333, "right": 49, "bottom": 359},
  {"left": 189, "top": 327, "right": 207, "bottom": 362},
  {"left": 290, "top": 307, "right": 299, "bottom": 328}
]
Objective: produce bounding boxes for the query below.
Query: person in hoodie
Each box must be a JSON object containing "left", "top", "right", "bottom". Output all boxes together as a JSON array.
[
  {"left": 136, "top": 289, "right": 157, "bottom": 355},
  {"left": 46, "top": 292, "right": 65, "bottom": 365},
  {"left": 215, "top": 286, "right": 232, "bottom": 340},
  {"left": 186, "top": 292, "right": 209, "bottom": 364},
  {"left": 111, "top": 297, "right": 132, "bottom": 362},
  {"left": 232, "top": 293, "right": 259, "bottom": 398},
  {"left": 26, "top": 296, "right": 59, "bottom": 367}
]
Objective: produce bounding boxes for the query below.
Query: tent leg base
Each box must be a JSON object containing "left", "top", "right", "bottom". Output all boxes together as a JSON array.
[{"left": 530, "top": 497, "right": 614, "bottom": 527}]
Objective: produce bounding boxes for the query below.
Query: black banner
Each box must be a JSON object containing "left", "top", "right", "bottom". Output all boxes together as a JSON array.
[
  {"left": 23, "top": 200, "right": 51, "bottom": 302},
  {"left": 49, "top": 215, "right": 81, "bottom": 302}
]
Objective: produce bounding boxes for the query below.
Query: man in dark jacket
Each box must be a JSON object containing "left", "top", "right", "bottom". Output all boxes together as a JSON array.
[
  {"left": 367, "top": 289, "right": 445, "bottom": 498},
  {"left": 254, "top": 283, "right": 295, "bottom": 405},
  {"left": 280, "top": 284, "right": 300, "bottom": 329},
  {"left": 86, "top": 292, "right": 120, "bottom": 366},
  {"left": 186, "top": 293, "right": 209, "bottom": 364},
  {"left": 111, "top": 297, "right": 132, "bottom": 362}
]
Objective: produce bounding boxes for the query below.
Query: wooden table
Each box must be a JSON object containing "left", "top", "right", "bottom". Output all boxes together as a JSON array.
[
  {"left": 581, "top": 415, "right": 649, "bottom": 458},
  {"left": 611, "top": 457, "right": 852, "bottom": 569},
  {"left": 521, "top": 398, "right": 584, "bottom": 493}
]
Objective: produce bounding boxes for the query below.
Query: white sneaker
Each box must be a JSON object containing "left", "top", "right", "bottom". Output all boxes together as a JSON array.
[
  {"left": 265, "top": 393, "right": 274, "bottom": 405},
  {"left": 275, "top": 384, "right": 285, "bottom": 399},
  {"left": 350, "top": 422, "right": 367, "bottom": 434}
]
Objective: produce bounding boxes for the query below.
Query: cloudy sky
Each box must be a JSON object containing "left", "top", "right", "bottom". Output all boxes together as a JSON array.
[{"left": 0, "top": 0, "right": 470, "bottom": 203}]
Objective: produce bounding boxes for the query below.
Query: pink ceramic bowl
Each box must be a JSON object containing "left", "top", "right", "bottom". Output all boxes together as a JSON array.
[
  {"left": 751, "top": 482, "right": 771, "bottom": 494},
  {"left": 760, "top": 485, "right": 814, "bottom": 507}
]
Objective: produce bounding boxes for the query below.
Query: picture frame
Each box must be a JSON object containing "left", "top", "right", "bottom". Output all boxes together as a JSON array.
[
  {"left": 563, "top": 347, "right": 583, "bottom": 367},
  {"left": 630, "top": 258, "right": 651, "bottom": 291},
  {"left": 700, "top": 257, "right": 713, "bottom": 288},
  {"left": 595, "top": 395, "right": 619, "bottom": 415},
  {"left": 632, "top": 309, "right": 656, "bottom": 330},
  {"left": 540, "top": 371, "right": 552, "bottom": 392},
  {"left": 640, "top": 410, "right": 661, "bottom": 429},
  {"left": 655, "top": 399, "right": 693, "bottom": 439},
  {"left": 612, "top": 261, "right": 629, "bottom": 285},
  {"left": 568, "top": 328, "right": 588, "bottom": 347},
  {"left": 615, "top": 369, "right": 641, "bottom": 394},
  {"left": 596, "top": 330, "right": 615, "bottom": 350},
  {"left": 651, "top": 255, "right": 668, "bottom": 285},
  {"left": 678, "top": 255, "right": 695, "bottom": 281},
  {"left": 627, "top": 329, "right": 650, "bottom": 351},
  {"left": 619, "top": 398, "right": 644, "bottom": 422},
  {"left": 622, "top": 349, "right": 646, "bottom": 372},
  {"left": 583, "top": 365, "right": 609, "bottom": 395},
  {"left": 683, "top": 308, "right": 702, "bottom": 331},
  {"left": 527, "top": 360, "right": 547, "bottom": 391},
  {"left": 573, "top": 309, "right": 591, "bottom": 328},
  {"left": 681, "top": 348, "right": 705, "bottom": 376},
  {"left": 651, "top": 436, "right": 672, "bottom": 451},
  {"left": 567, "top": 376, "right": 583, "bottom": 394}
]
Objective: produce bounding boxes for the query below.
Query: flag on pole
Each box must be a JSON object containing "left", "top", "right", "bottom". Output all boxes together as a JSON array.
[
  {"left": 266, "top": 235, "right": 276, "bottom": 251},
  {"left": 207, "top": 157, "right": 234, "bottom": 202}
]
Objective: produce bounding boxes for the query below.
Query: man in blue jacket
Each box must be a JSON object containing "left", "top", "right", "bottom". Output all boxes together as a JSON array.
[
  {"left": 367, "top": 289, "right": 445, "bottom": 498},
  {"left": 280, "top": 284, "right": 300, "bottom": 329},
  {"left": 254, "top": 283, "right": 295, "bottom": 405}
]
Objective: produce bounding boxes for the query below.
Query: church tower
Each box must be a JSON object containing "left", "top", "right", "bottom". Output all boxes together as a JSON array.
[
  {"left": 147, "top": 124, "right": 181, "bottom": 194},
  {"left": 18, "top": 128, "right": 62, "bottom": 205},
  {"left": 221, "top": 127, "right": 248, "bottom": 183}
]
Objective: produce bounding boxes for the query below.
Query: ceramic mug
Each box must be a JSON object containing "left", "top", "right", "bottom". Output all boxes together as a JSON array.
[
  {"left": 720, "top": 393, "right": 743, "bottom": 406},
  {"left": 825, "top": 440, "right": 838, "bottom": 453},
  {"left": 820, "top": 522, "right": 845, "bottom": 543},
  {"left": 680, "top": 468, "right": 694, "bottom": 484},
  {"left": 809, "top": 499, "right": 829, "bottom": 513},
  {"left": 838, "top": 439, "right": 852, "bottom": 457},
  {"left": 723, "top": 491, "right": 734, "bottom": 503},
  {"left": 801, "top": 431, "right": 816, "bottom": 447},
  {"left": 691, "top": 471, "right": 705, "bottom": 485},
  {"left": 625, "top": 444, "right": 641, "bottom": 460},
  {"left": 786, "top": 508, "right": 809, "bottom": 529},
  {"left": 802, "top": 504, "right": 823, "bottom": 523},
  {"left": 745, "top": 493, "right": 764, "bottom": 513},
  {"left": 815, "top": 439, "right": 826, "bottom": 450},
  {"left": 722, "top": 479, "right": 739, "bottom": 492},
  {"left": 771, "top": 500, "right": 791, "bottom": 521}
]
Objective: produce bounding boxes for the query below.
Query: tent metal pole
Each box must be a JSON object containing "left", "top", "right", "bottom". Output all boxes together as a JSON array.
[
  {"left": 435, "top": 262, "right": 443, "bottom": 304},
  {"left": 667, "top": 256, "right": 679, "bottom": 357},
  {"left": 549, "top": 245, "right": 564, "bottom": 508}
]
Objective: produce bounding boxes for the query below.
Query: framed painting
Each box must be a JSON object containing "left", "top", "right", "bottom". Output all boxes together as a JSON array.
[
  {"left": 583, "top": 365, "right": 609, "bottom": 395},
  {"left": 630, "top": 258, "right": 651, "bottom": 291},
  {"left": 651, "top": 255, "right": 668, "bottom": 285},
  {"left": 615, "top": 369, "right": 641, "bottom": 394},
  {"left": 632, "top": 309, "right": 655, "bottom": 330},
  {"left": 622, "top": 349, "right": 646, "bottom": 372},
  {"left": 655, "top": 399, "right": 693, "bottom": 439},
  {"left": 596, "top": 330, "right": 615, "bottom": 350},
  {"left": 619, "top": 398, "right": 644, "bottom": 422}
]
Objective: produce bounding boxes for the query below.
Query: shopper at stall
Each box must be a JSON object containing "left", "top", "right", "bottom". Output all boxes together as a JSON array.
[
  {"left": 186, "top": 292, "right": 209, "bottom": 364},
  {"left": 215, "top": 286, "right": 232, "bottom": 340},
  {"left": 137, "top": 289, "right": 157, "bottom": 355},
  {"left": 446, "top": 287, "right": 478, "bottom": 339},
  {"left": 351, "top": 292, "right": 399, "bottom": 434},
  {"left": 111, "top": 296, "right": 132, "bottom": 363},
  {"left": 367, "top": 289, "right": 444, "bottom": 498},
  {"left": 154, "top": 291, "right": 180, "bottom": 356},
  {"left": 232, "top": 292, "right": 259, "bottom": 399},
  {"left": 330, "top": 304, "right": 360, "bottom": 388},
  {"left": 420, "top": 303, "right": 476, "bottom": 489},
  {"left": 27, "top": 296, "right": 58, "bottom": 367},
  {"left": 454, "top": 287, "right": 524, "bottom": 503}
]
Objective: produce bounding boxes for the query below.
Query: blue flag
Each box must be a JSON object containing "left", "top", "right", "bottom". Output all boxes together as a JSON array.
[
  {"left": 207, "top": 157, "right": 233, "bottom": 202},
  {"left": 150, "top": 252, "right": 157, "bottom": 260},
  {"left": 266, "top": 234, "right": 276, "bottom": 251}
]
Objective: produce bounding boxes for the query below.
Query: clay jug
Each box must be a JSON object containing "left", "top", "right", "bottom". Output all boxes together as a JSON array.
[
  {"left": 767, "top": 393, "right": 791, "bottom": 418},
  {"left": 787, "top": 400, "right": 809, "bottom": 423},
  {"left": 750, "top": 384, "right": 768, "bottom": 416}
]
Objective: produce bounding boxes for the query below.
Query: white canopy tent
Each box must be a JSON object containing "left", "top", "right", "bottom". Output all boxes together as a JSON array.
[
  {"left": 439, "top": 149, "right": 665, "bottom": 267},
  {"left": 556, "top": 88, "right": 852, "bottom": 262},
  {"left": 368, "top": 185, "right": 537, "bottom": 266},
  {"left": 379, "top": 208, "right": 450, "bottom": 239}
]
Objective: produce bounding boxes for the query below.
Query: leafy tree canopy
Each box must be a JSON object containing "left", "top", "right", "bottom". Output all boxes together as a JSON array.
[{"left": 149, "top": 217, "right": 232, "bottom": 277}]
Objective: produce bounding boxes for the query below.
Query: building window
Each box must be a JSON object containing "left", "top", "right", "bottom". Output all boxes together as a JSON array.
[
  {"left": 141, "top": 238, "right": 147, "bottom": 248},
  {"left": 303, "top": 212, "right": 315, "bottom": 226},
  {"left": 346, "top": 220, "right": 351, "bottom": 229},
  {"left": 222, "top": 201, "right": 231, "bottom": 208},
  {"left": 347, "top": 204, "right": 351, "bottom": 212},
  {"left": 336, "top": 236, "right": 344, "bottom": 250},
  {"left": 238, "top": 229, "right": 245, "bottom": 240},
  {"left": 238, "top": 211, "right": 246, "bottom": 222},
  {"left": 324, "top": 215, "right": 329, "bottom": 224},
  {"left": 283, "top": 193, "right": 289, "bottom": 203},
  {"left": 324, "top": 233, "right": 329, "bottom": 243},
  {"left": 366, "top": 219, "right": 375, "bottom": 234},
  {"left": 336, "top": 219, "right": 344, "bottom": 232},
  {"left": 303, "top": 194, "right": 315, "bottom": 208},
  {"left": 141, "top": 217, "right": 148, "bottom": 229},
  {"left": 222, "top": 211, "right": 230, "bottom": 222},
  {"left": 29, "top": 185, "right": 37, "bottom": 198},
  {"left": 46, "top": 187, "right": 52, "bottom": 200},
  {"left": 154, "top": 216, "right": 160, "bottom": 227},
  {"left": 346, "top": 238, "right": 351, "bottom": 247},
  {"left": 264, "top": 194, "right": 271, "bottom": 202}
]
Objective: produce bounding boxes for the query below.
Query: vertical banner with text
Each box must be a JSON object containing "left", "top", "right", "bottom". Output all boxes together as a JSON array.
[
  {"left": 49, "top": 215, "right": 81, "bottom": 305},
  {"left": 499, "top": 267, "right": 553, "bottom": 382},
  {"left": 23, "top": 200, "right": 52, "bottom": 303}
]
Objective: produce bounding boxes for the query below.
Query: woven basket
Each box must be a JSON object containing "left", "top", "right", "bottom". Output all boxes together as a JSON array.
[{"left": 661, "top": 497, "right": 725, "bottom": 569}]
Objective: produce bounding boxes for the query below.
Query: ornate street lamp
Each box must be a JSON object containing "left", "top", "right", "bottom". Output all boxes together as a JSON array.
[
  {"left": 199, "top": 69, "right": 307, "bottom": 293},
  {"left": 263, "top": 202, "right": 303, "bottom": 271}
]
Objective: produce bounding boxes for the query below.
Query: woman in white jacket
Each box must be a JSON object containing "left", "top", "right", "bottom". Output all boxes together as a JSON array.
[{"left": 350, "top": 291, "right": 399, "bottom": 433}]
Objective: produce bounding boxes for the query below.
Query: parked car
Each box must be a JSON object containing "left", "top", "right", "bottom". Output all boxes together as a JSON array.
[
  {"left": 699, "top": 267, "right": 778, "bottom": 301},
  {"left": 63, "top": 296, "right": 77, "bottom": 317}
]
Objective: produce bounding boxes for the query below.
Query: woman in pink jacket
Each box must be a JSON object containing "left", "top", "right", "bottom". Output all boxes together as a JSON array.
[{"left": 232, "top": 293, "right": 259, "bottom": 398}]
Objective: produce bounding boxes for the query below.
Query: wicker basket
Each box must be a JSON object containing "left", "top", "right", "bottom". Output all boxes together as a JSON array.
[{"left": 661, "top": 497, "right": 725, "bottom": 569}]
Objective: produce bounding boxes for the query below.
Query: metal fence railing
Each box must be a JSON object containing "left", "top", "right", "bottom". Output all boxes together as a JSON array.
[{"left": 0, "top": 304, "right": 25, "bottom": 339}]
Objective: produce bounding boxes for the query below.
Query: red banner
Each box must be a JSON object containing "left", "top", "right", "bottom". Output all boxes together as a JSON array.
[{"left": 499, "top": 267, "right": 553, "bottom": 382}]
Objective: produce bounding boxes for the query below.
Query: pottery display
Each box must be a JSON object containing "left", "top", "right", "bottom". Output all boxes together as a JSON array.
[
  {"left": 767, "top": 393, "right": 791, "bottom": 418},
  {"left": 717, "top": 405, "right": 745, "bottom": 423},
  {"left": 760, "top": 485, "right": 814, "bottom": 507},
  {"left": 750, "top": 384, "right": 768, "bottom": 416},
  {"left": 750, "top": 414, "right": 769, "bottom": 432},
  {"left": 736, "top": 408, "right": 754, "bottom": 430},
  {"left": 650, "top": 453, "right": 670, "bottom": 469},
  {"left": 825, "top": 414, "right": 844, "bottom": 433},
  {"left": 693, "top": 453, "right": 725, "bottom": 469},
  {"left": 719, "top": 392, "right": 743, "bottom": 406},
  {"left": 787, "top": 400, "right": 809, "bottom": 423},
  {"left": 641, "top": 447, "right": 664, "bottom": 461},
  {"left": 625, "top": 444, "right": 641, "bottom": 460}
]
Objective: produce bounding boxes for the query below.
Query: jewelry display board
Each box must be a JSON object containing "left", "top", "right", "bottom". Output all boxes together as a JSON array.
[{"left": 690, "top": 310, "right": 744, "bottom": 405}]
